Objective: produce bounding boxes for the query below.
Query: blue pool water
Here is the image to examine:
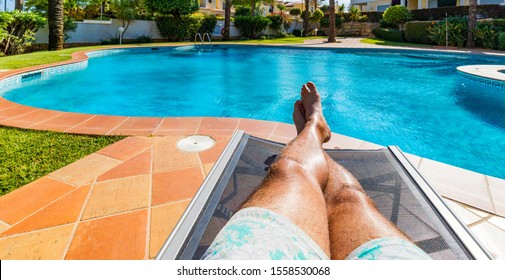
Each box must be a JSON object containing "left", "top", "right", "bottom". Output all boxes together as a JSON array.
[{"left": 2, "top": 46, "right": 505, "bottom": 179}]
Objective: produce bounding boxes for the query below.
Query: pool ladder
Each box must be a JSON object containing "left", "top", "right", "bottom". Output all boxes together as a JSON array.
[{"left": 194, "top": 33, "right": 212, "bottom": 45}]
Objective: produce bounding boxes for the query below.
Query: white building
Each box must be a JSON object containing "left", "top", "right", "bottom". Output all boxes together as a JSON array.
[{"left": 0, "top": 0, "right": 15, "bottom": 12}]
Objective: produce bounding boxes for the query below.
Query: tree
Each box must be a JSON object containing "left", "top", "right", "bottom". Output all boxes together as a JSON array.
[
  {"left": 144, "top": 0, "right": 199, "bottom": 16},
  {"left": 277, "top": 4, "right": 286, "bottom": 15},
  {"left": 382, "top": 5, "right": 410, "bottom": 30},
  {"left": 109, "top": 0, "right": 136, "bottom": 35},
  {"left": 223, "top": 0, "right": 231, "bottom": 40},
  {"left": 48, "top": 0, "right": 64, "bottom": 50},
  {"left": 15, "top": 0, "right": 24, "bottom": 10},
  {"left": 327, "top": 0, "right": 336, "bottom": 43},
  {"left": 303, "top": 0, "right": 309, "bottom": 36},
  {"left": 290, "top": 7, "right": 301, "bottom": 30},
  {"left": 467, "top": 0, "right": 477, "bottom": 48}
]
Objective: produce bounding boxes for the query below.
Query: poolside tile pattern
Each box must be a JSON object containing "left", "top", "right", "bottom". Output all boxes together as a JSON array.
[{"left": 2, "top": 43, "right": 505, "bottom": 259}]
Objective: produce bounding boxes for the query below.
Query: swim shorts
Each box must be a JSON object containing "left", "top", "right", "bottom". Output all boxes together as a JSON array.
[{"left": 202, "top": 207, "right": 432, "bottom": 260}]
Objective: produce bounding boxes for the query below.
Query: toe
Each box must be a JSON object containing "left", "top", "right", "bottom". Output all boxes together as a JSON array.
[{"left": 306, "top": 82, "right": 317, "bottom": 92}]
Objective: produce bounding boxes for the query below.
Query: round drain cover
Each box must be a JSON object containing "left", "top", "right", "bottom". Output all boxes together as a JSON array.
[{"left": 176, "top": 135, "right": 215, "bottom": 152}]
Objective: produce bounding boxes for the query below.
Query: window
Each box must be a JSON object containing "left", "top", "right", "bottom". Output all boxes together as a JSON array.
[
  {"left": 200, "top": 0, "right": 206, "bottom": 8},
  {"left": 377, "top": 4, "right": 390, "bottom": 12},
  {"left": 480, "top": 0, "right": 504, "bottom": 4},
  {"left": 428, "top": 0, "right": 438, "bottom": 8}
]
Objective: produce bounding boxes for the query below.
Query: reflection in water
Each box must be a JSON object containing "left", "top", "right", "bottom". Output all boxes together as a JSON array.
[{"left": 454, "top": 77, "right": 505, "bottom": 130}]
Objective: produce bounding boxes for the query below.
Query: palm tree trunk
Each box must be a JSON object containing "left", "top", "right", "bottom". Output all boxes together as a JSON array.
[
  {"left": 223, "top": 0, "right": 231, "bottom": 40},
  {"left": 251, "top": 0, "right": 255, "bottom": 16},
  {"left": 303, "top": 0, "right": 309, "bottom": 36},
  {"left": 328, "top": 0, "right": 336, "bottom": 42},
  {"left": 48, "top": 0, "right": 64, "bottom": 51},
  {"left": 467, "top": 0, "right": 477, "bottom": 48},
  {"left": 15, "top": 0, "right": 24, "bottom": 10}
]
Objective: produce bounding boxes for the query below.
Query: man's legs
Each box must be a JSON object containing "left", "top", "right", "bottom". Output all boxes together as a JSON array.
[
  {"left": 324, "top": 154, "right": 411, "bottom": 259},
  {"left": 241, "top": 82, "right": 332, "bottom": 256}
]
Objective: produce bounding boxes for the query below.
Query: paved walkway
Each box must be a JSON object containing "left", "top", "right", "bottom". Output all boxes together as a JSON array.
[{"left": 1, "top": 40, "right": 505, "bottom": 259}]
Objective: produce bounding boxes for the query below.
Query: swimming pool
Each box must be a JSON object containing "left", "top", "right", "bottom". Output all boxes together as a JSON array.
[{"left": 2, "top": 45, "right": 505, "bottom": 179}]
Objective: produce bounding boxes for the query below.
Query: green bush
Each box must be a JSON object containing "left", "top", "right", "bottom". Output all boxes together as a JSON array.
[
  {"left": 234, "top": 15, "right": 271, "bottom": 39},
  {"left": 473, "top": 25, "right": 498, "bottom": 49},
  {"left": 428, "top": 17, "right": 467, "bottom": 47},
  {"left": 289, "top": 8, "right": 301, "bottom": 17},
  {"left": 133, "top": 34, "right": 153, "bottom": 43},
  {"left": 301, "top": 10, "right": 311, "bottom": 21},
  {"left": 405, "top": 21, "right": 433, "bottom": 44},
  {"left": 383, "top": 5, "right": 411, "bottom": 29},
  {"left": 320, "top": 16, "right": 343, "bottom": 29},
  {"left": 267, "top": 14, "right": 283, "bottom": 33},
  {"left": 234, "top": 6, "right": 252, "bottom": 17},
  {"left": 372, "top": 28, "right": 404, "bottom": 42},
  {"left": 311, "top": 9, "right": 324, "bottom": 22},
  {"left": 198, "top": 14, "right": 217, "bottom": 34},
  {"left": 498, "top": 32, "right": 505, "bottom": 50},
  {"left": 0, "top": 10, "right": 46, "bottom": 56},
  {"left": 156, "top": 14, "right": 201, "bottom": 41},
  {"left": 292, "top": 29, "right": 303, "bottom": 37},
  {"left": 144, "top": 0, "right": 199, "bottom": 15}
]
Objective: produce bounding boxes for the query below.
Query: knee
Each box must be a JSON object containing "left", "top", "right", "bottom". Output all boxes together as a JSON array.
[{"left": 325, "top": 186, "right": 368, "bottom": 207}]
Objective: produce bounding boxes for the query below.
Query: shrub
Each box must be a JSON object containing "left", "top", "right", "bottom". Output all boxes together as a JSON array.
[
  {"left": 383, "top": 5, "right": 411, "bottom": 29},
  {"left": 267, "top": 14, "right": 283, "bottom": 33},
  {"left": 144, "top": 0, "right": 199, "bottom": 15},
  {"left": 411, "top": 5, "right": 505, "bottom": 21},
  {"left": 301, "top": 10, "right": 311, "bottom": 21},
  {"left": 310, "top": 9, "right": 324, "bottom": 22},
  {"left": 292, "top": 29, "right": 303, "bottom": 37},
  {"left": 428, "top": 17, "right": 467, "bottom": 47},
  {"left": 405, "top": 21, "right": 433, "bottom": 44},
  {"left": 133, "top": 34, "right": 153, "bottom": 43},
  {"left": 362, "top": 12, "right": 383, "bottom": 23},
  {"left": 498, "top": 32, "right": 505, "bottom": 50},
  {"left": 320, "top": 16, "right": 343, "bottom": 29},
  {"left": 0, "top": 10, "right": 46, "bottom": 56},
  {"left": 234, "top": 15, "right": 271, "bottom": 39},
  {"left": 473, "top": 25, "right": 498, "bottom": 49},
  {"left": 234, "top": 6, "right": 251, "bottom": 17},
  {"left": 372, "top": 28, "right": 404, "bottom": 42},
  {"left": 156, "top": 14, "right": 201, "bottom": 41},
  {"left": 198, "top": 14, "right": 217, "bottom": 34},
  {"left": 289, "top": 8, "right": 301, "bottom": 17}
]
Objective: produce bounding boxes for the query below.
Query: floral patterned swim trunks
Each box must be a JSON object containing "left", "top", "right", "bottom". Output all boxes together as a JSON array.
[{"left": 202, "top": 207, "right": 431, "bottom": 260}]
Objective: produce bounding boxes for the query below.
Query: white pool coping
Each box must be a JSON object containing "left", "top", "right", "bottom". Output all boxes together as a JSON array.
[{"left": 457, "top": 65, "right": 505, "bottom": 82}]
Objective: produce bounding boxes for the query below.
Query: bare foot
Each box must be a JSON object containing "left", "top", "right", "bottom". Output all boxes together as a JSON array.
[
  {"left": 293, "top": 100, "right": 306, "bottom": 135},
  {"left": 300, "top": 82, "right": 331, "bottom": 143}
]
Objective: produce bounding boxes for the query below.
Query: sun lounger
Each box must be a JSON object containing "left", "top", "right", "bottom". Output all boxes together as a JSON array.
[{"left": 156, "top": 130, "right": 492, "bottom": 260}]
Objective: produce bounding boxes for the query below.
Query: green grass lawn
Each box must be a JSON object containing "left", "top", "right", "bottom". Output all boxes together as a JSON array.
[
  {"left": 0, "top": 46, "right": 109, "bottom": 70},
  {"left": 360, "top": 38, "right": 432, "bottom": 48},
  {"left": 0, "top": 127, "right": 124, "bottom": 196}
]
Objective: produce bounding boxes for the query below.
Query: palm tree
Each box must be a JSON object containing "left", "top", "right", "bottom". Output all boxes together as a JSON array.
[
  {"left": 223, "top": 0, "right": 231, "bottom": 40},
  {"left": 467, "top": 0, "right": 477, "bottom": 48},
  {"left": 251, "top": 0, "right": 256, "bottom": 16},
  {"left": 328, "top": 0, "right": 336, "bottom": 43},
  {"left": 48, "top": 0, "right": 64, "bottom": 51},
  {"left": 110, "top": 0, "right": 136, "bottom": 36},
  {"left": 303, "top": 0, "right": 309, "bottom": 36},
  {"left": 15, "top": 0, "right": 24, "bottom": 10}
]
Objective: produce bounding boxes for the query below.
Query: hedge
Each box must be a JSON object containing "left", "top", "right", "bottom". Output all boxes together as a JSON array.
[
  {"left": 372, "top": 28, "right": 404, "bottom": 42},
  {"left": 411, "top": 5, "right": 505, "bottom": 21},
  {"left": 498, "top": 32, "right": 505, "bottom": 50},
  {"left": 404, "top": 21, "right": 433, "bottom": 44}
]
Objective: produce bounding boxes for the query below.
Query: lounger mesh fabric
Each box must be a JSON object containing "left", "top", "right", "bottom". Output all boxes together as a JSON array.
[{"left": 163, "top": 134, "right": 486, "bottom": 260}]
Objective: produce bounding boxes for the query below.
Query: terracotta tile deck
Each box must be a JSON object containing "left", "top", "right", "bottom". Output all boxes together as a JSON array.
[{"left": 2, "top": 42, "right": 505, "bottom": 259}]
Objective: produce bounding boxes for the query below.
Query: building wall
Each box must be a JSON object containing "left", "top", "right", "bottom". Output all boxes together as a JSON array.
[
  {"left": 34, "top": 19, "right": 244, "bottom": 43},
  {"left": 361, "top": 0, "right": 505, "bottom": 11},
  {"left": 367, "top": 0, "right": 392, "bottom": 12}
]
